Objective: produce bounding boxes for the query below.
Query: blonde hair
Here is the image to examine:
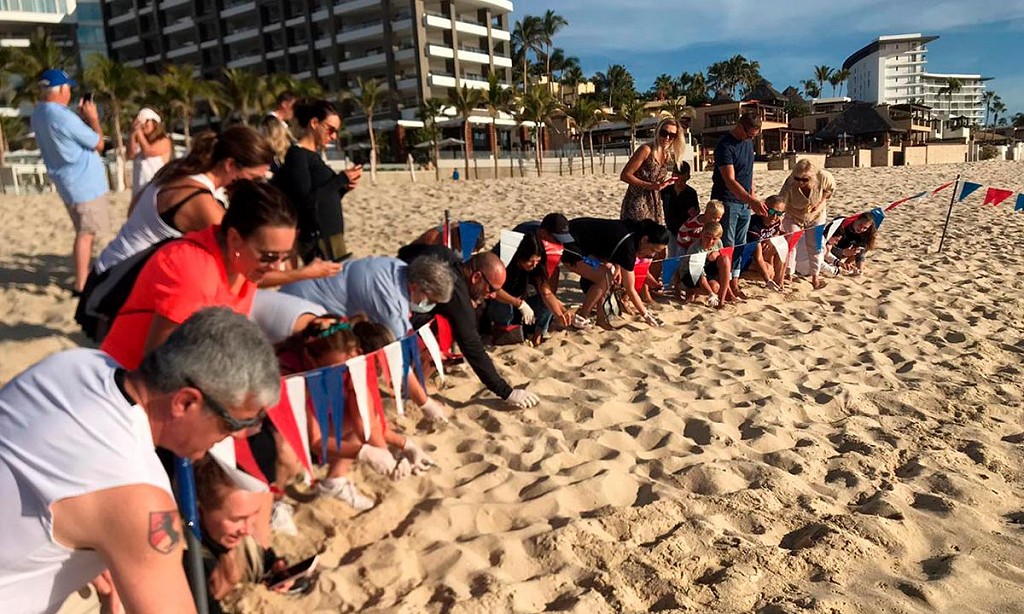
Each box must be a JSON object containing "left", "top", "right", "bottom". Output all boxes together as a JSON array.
[
  {"left": 261, "top": 114, "right": 292, "bottom": 163},
  {"left": 702, "top": 221, "right": 723, "bottom": 238},
  {"left": 650, "top": 117, "right": 684, "bottom": 168},
  {"left": 819, "top": 169, "right": 836, "bottom": 199},
  {"left": 704, "top": 199, "right": 725, "bottom": 219},
  {"left": 791, "top": 158, "right": 817, "bottom": 179}
]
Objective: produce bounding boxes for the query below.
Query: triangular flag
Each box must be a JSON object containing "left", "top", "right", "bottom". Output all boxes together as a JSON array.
[
  {"left": 737, "top": 242, "right": 759, "bottom": 272},
  {"left": 719, "top": 245, "right": 734, "bottom": 262},
  {"left": 232, "top": 437, "right": 270, "bottom": 485},
  {"left": 885, "top": 195, "right": 912, "bottom": 212},
  {"left": 823, "top": 217, "right": 845, "bottom": 243},
  {"left": 418, "top": 324, "right": 445, "bottom": 385},
  {"left": 324, "top": 366, "right": 347, "bottom": 449},
  {"left": 809, "top": 224, "right": 826, "bottom": 252},
  {"left": 687, "top": 251, "right": 706, "bottom": 286},
  {"left": 365, "top": 353, "right": 388, "bottom": 437},
  {"left": 345, "top": 356, "right": 372, "bottom": 440},
  {"left": 499, "top": 230, "right": 526, "bottom": 267},
  {"left": 403, "top": 336, "right": 425, "bottom": 391},
  {"left": 267, "top": 377, "right": 313, "bottom": 478},
  {"left": 284, "top": 376, "right": 312, "bottom": 475},
  {"left": 208, "top": 447, "right": 269, "bottom": 493},
  {"left": 633, "top": 258, "right": 652, "bottom": 292},
  {"left": 209, "top": 436, "right": 237, "bottom": 468},
  {"left": 382, "top": 340, "right": 405, "bottom": 416},
  {"left": 787, "top": 229, "right": 805, "bottom": 253},
  {"left": 541, "top": 240, "right": 564, "bottom": 279},
  {"left": 768, "top": 235, "right": 789, "bottom": 263},
  {"left": 983, "top": 187, "right": 1014, "bottom": 207},
  {"left": 1016, "top": 194, "right": 1024, "bottom": 212},
  {"left": 661, "top": 256, "right": 681, "bottom": 287},
  {"left": 956, "top": 181, "right": 983, "bottom": 202},
  {"left": 305, "top": 371, "right": 332, "bottom": 463},
  {"left": 458, "top": 221, "right": 484, "bottom": 262},
  {"left": 932, "top": 180, "right": 956, "bottom": 195},
  {"left": 870, "top": 207, "right": 885, "bottom": 228}
]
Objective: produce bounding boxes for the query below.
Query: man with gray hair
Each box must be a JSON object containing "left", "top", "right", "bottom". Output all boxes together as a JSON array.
[
  {"left": 0, "top": 307, "right": 280, "bottom": 614},
  {"left": 279, "top": 254, "right": 456, "bottom": 339},
  {"left": 31, "top": 68, "right": 110, "bottom": 296}
]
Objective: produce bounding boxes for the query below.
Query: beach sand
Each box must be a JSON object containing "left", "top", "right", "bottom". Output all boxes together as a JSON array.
[{"left": 5, "top": 160, "right": 1023, "bottom": 613}]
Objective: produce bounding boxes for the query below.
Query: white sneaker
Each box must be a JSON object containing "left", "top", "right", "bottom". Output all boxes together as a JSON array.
[
  {"left": 270, "top": 501, "right": 298, "bottom": 536},
  {"left": 318, "top": 476, "right": 375, "bottom": 512}
]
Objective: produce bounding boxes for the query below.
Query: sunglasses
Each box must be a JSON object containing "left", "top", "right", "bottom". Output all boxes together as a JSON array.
[
  {"left": 254, "top": 249, "right": 293, "bottom": 264},
  {"left": 185, "top": 377, "right": 266, "bottom": 432},
  {"left": 767, "top": 207, "right": 784, "bottom": 217},
  {"left": 659, "top": 129, "right": 678, "bottom": 140},
  {"left": 473, "top": 269, "right": 502, "bottom": 293},
  {"left": 793, "top": 176, "right": 811, "bottom": 183},
  {"left": 325, "top": 125, "right": 339, "bottom": 137}
]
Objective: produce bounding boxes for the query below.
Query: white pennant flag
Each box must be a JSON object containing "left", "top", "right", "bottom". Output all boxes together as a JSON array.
[
  {"left": 768, "top": 235, "right": 790, "bottom": 263},
  {"left": 209, "top": 438, "right": 269, "bottom": 493},
  {"left": 823, "top": 217, "right": 845, "bottom": 244},
  {"left": 382, "top": 340, "right": 406, "bottom": 416},
  {"left": 687, "top": 251, "right": 707, "bottom": 286},
  {"left": 284, "top": 375, "right": 311, "bottom": 473},
  {"left": 346, "top": 355, "right": 372, "bottom": 440},
  {"left": 418, "top": 324, "right": 445, "bottom": 385},
  {"left": 499, "top": 229, "right": 526, "bottom": 267}
]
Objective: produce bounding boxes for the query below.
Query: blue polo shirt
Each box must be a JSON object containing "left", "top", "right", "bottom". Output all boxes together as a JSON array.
[
  {"left": 280, "top": 256, "right": 412, "bottom": 339},
  {"left": 30, "top": 102, "right": 108, "bottom": 205}
]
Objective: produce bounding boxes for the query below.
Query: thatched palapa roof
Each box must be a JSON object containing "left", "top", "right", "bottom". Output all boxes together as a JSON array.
[{"left": 814, "top": 102, "right": 901, "bottom": 141}]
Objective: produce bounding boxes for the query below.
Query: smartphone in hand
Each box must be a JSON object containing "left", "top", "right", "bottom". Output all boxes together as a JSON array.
[
  {"left": 82, "top": 92, "right": 93, "bottom": 103},
  {"left": 263, "top": 555, "right": 319, "bottom": 590}
]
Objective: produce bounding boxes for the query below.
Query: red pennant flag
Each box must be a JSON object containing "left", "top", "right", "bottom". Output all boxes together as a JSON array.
[
  {"left": 233, "top": 438, "right": 271, "bottom": 485},
  {"left": 932, "top": 180, "right": 956, "bottom": 196},
  {"left": 718, "top": 245, "right": 734, "bottom": 262},
  {"left": 983, "top": 187, "right": 1014, "bottom": 207},
  {"left": 365, "top": 352, "right": 389, "bottom": 437},
  {"left": 786, "top": 230, "right": 805, "bottom": 253},
  {"left": 266, "top": 377, "right": 314, "bottom": 476}
]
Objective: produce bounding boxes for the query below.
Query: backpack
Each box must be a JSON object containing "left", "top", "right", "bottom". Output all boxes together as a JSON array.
[{"left": 74, "top": 238, "right": 175, "bottom": 342}]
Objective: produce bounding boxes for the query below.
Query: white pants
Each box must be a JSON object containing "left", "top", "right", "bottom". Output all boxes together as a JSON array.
[{"left": 782, "top": 208, "right": 827, "bottom": 277}]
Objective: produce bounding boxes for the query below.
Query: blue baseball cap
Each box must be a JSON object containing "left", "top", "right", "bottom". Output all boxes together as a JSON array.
[{"left": 38, "top": 69, "right": 76, "bottom": 88}]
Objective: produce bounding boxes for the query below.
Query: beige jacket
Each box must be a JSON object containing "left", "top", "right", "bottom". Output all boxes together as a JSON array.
[{"left": 780, "top": 169, "right": 836, "bottom": 226}]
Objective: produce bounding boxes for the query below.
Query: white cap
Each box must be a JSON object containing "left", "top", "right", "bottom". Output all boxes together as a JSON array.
[{"left": 136, "top": 107, "right": 161, "bottom": 124}]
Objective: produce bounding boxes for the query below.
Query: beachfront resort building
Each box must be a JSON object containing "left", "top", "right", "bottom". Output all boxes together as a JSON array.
[
  {"left": 842, "top": 33, "right": 988, "bottom": 124},
  {"left": 101, "top": 0, "right": 516, "bottom": 160},
  {"left": 0, "top": 1, "right": 105, "bottom": 72}
]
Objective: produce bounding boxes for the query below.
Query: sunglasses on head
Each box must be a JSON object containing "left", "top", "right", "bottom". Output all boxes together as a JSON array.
[
  {"left": 185, "top": 377, "right": 266, "bottom": 432},
  {"left": 659, "top": 129, "right": 678, "bottom": 140}
]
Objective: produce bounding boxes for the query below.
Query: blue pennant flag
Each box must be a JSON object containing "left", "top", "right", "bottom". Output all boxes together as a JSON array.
[
  {"left": 809, "top": 224, "right": 826, "bottom": 252},
  {"left": 583, "top": 256, "right": 601, "bottom": 268},
  {"left": 459, "top": 221, "right": 484, "bottom": 262},
  {"left": 738, "top": 242, "right": 759, "bottom": 271},
  {"left": 1016, "top": 193, "right": 1024, "bottom": 212},
  {"left": 399, "top": 337, "right": 413, "bottom": 401},
  {"left": 661, "top": 256, "right": 681, "bottom": 287},
  {"left": 305, "top": 371, "right": 332, "bottom": 463},
  {"left": 403, "top": 336, "right": 425, "bottom": 391},
  {"left": 870, "top": 207, "right": 885, "bottom": 228},
  {"left": 957, "top": 181, "right": 983, "bottom": 202},
  {"left": 324, "top": 365, "right": 346, "bottom": 448}
]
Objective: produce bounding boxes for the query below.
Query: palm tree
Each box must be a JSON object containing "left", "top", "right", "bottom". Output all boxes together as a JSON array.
[
  {"left": 449, "top": 85, "right": 482, "bottom": 180},
  {"left": 678, "top": 71, "right": 709, "bottom": 106},
  {"left": 512, "top": 16, "right": 542, "bottom": 92},
  {"left": 734, "top": 56, "right": 761, "bottom": 98},
  {"left": 813, "top": 65, "right": 833, "bottom": 97},
  {"left": 652, "top": 74, "right": 676, "bottom": 100},
  {"left": 563, "top": 97, "right": 598, "bottom": 173},
  {"left": 561, "top": 64, "right": 584, "bottom": 88},
  {"left": 938, "top": 77, "right": 963, "bottom": 117},
  {"left": 616, "top": 97, "right": 647, "bottom": 154},
  {"left": 801, "top": 79, "right": 821, "bottom": 99},
  {"left": 991, "top": 99, "right": 1007, "bottom": 130},
  {"left": 344, "top": 76, "right": 388, "bottom": 184},
  {"left": 483, "top": 72, "right": 513, "bottom": 179},
  {"left": 12, "top": 33, "right": 72, "bottom": 104},
  {"left": 827, "top": 73, "right": 842, "bottom": 97},
  {"left": 84, "top": 54, "right": 145, "bottom": 192},
  {"left": 159, "top": 64, "right": 222, "bottom": 147},
  {"left": 515, "top": 86, "right": 559, "bottom": 176},
  {"left": 982, "top": 90, "right": 996, "bottom": 128},
  {"left": 221, "top": 68, "right": 264, "bottom": 125},
  {"left": 538, "top": 10, "right": 568, "bottom": 79},
  {"left": 708, "top": 56, "right": 756, "bottom": 100},
  {"left": 418, "top": 97, "right": 446, "bottom": 181},
  {"left": 594, "top": 64, "right": 634, "bottom": 110},
  {"left": 1013, "top": 112, "right": 1024, "bottom": 128},
  {"left": 553, "top": 53, "right": 580, "bottom": 83},
  {"left": 833, "top": 68, "right": 850, "bottom": 97}
]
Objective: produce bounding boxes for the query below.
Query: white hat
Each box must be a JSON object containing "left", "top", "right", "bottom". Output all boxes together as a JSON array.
[{"left": 136, "top": 107, "right": 161, "bottom": 124}]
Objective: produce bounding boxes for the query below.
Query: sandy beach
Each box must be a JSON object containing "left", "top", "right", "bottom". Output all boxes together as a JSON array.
[{"left": 6, "top": 160, "right": 1024, "bottom": 613}]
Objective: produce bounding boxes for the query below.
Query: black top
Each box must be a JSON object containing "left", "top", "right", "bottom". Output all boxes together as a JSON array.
[
  {"left": 397, "top": 243, "right": 514, "bottom": 400},
  {"left": 836, "top": 225, "right": 871, "bottom": 250},
  {"left": 563, "top": 217, "right": 640, "bottom": 271},
  {"left": 746, "top": 215, "right": 779, "bottom": 242},
  {"left": 710, "top": 132, "right": 754, "bottom": 203},
  {"left": 271, "top": 145, "right": 350, "bottom": 242},
  {"left": 661, "top": 184, "right": 699, "bottom": 235}
]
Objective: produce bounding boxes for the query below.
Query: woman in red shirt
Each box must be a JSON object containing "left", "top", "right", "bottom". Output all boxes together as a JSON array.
[{"left": 102, "top": 180, "right": 299, "bottom": 369}]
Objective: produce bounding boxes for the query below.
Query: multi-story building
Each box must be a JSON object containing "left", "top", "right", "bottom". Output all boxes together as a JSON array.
[
  {"left": 75, "top": 0, "right": 106, "bottom": 67},
  {"left": 101, "top": 0, "right": 515, "bottom": 158},
  {"left": 0, "top": 1, "right": 79, "bottom": 66},
  {"left": 843, "top": 33, "right": 989, "bottom": 124}
]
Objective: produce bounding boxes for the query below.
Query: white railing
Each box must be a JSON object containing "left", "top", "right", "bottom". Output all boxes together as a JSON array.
[{"left": 0, "top": 0, "right": 67, "bottom": 13}]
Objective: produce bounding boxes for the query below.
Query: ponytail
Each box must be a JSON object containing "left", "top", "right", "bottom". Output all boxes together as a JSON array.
[{"left": 151, "top": 126, "right": 274, "bottom": 186}]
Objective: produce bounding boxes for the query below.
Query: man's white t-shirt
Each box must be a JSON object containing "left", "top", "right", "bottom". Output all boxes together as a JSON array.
[{"left": 0, "top": 349, "right": 173, "bottom": 614}]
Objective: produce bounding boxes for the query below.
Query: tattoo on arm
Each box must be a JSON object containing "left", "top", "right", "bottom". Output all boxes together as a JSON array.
[{"left": 148, "top": 510, "right": 183, "bottom": 554}]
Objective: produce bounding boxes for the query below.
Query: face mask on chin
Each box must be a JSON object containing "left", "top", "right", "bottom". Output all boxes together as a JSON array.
[{"left": 410, "top": 299, "right": 436, "bottom": 314}]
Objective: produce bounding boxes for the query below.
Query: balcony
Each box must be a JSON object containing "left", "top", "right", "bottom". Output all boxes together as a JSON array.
[
  {"left": 457, "top": 0, "right": 512, "bottom": 13},
  {"left": 157, "top": 0, "right": 189, "bottom": 10},
  {"left": 336, "top": 20, "right": 383, "bottom": 44},
  {"left": 166, "top": 43, "right": 199, "bottom": 59},
  {"left": 164, "top": 17, "right": 194, "bottom": 35},
  {"left": 220, "top": 0, "right": 254, "bottom": 19},
  {"left": 427, "top": 43, "right": 454, "bottom": 59},
  {"left": 223, "top": 27, "right": 259, "bottom": 45},
  {"left": 336, "top": 51, "right": 388, "bottom": 72},
  {"left": 226, "top": 54, "right": 262, "bottom": 69},
  {"left": 110, "top": 35, "right": 140, "bottom": 49},
  {"left": 333, "top": 0, "right": 377, "bottom": 15},
  {"left": 108, "top": 12, "right": 135, "bottom": 27},
  {"left": 397, "top": 76, "right": 418, "bottom": 91}
]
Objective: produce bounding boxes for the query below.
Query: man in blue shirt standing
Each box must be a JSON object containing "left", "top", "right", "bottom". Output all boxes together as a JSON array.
[
  {"left": 31, "top": 69, "right": 110, "bottom": 295},
  {"left": 710, "top": 112, "right": 766, "bottom": 300}
]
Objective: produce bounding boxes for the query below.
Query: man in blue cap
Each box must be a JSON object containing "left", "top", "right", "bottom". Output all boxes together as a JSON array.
[{"left": 31, "top": 68, "right": 109, "bottom": 295}]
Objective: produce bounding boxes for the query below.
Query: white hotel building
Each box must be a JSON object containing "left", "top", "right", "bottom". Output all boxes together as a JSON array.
[{"left": 843, "top": 33, "right": 988, "bottom": 124}]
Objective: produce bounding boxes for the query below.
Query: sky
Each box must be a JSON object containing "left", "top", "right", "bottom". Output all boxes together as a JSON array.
[{"left": 513, "top": 0, "right": 1024, "bottom": 119}]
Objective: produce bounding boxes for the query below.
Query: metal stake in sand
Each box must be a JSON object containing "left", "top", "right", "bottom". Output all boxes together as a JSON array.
[
  {"left": 937, "top": 174, "right": 961, "bottom": 253},
  {"left": 174, "top": 457, "right": 210, "bottom": 614}
]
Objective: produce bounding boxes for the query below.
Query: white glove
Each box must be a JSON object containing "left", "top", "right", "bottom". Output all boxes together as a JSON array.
[
  {"left": 641, "top": 311, "right": 664, "bottom": 327},
  {"left": 707, "top": 295, "right": 721, "bottom": 308},
  {"left": 505, "top": 388, "right": 539, "bottom": 408},
  {"left": 391, "top": 457, "right": 413, "bottom": 480},
  {"left": 420, "top": 397, "right": 450, "bottom": 423},
  {"left": 357, "top": 444, "right": 398, "bottom": 476},
  {"left": 402, "top": 439, "right": 436, "bottom": 474},
  {"left": 517, "top": 300, "right": 535, "bottom": 325},
  {"left": 766, "top": 280, "right": 783, "bottom": 292}
]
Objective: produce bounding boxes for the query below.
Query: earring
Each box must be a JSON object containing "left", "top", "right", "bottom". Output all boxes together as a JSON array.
[{"left": 233, "top": 251, "right": 240, "bottom": 259}]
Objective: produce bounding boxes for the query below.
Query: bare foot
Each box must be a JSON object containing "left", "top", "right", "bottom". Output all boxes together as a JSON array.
[
  {"left": 812, "top": 278, "right": 828, "bottom": 290},
  {"left": 596, "top": 319, "right": 616, "bottom": 331}
]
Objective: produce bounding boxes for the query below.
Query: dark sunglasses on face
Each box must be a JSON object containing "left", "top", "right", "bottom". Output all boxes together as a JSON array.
[
  {"left": 325, "top": 125, "right": 339, "bottom": 137},
  {"left": 767, "top": 207, "right": 784, "bottom": 217},
  {"left": 794, "top": 176, "right": 811, "bottom": 183},
  {"left": 185, "top": 377, "right": 266, "bottom": 432},
  {"left": 255, "top": 249, "right": 293, "bottom": 264},
  {"left": 659, "top": 129, "right": 678, "bottom": 140},
  {"left": 473, "top": 270, "right": 502, "bottom": 293}
]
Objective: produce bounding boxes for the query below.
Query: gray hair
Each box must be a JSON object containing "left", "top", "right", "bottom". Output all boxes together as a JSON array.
[
  {"left": 138, "top": 307, "right": 280, "bottom": 410},
  {"left": 407, "top": 256, "right": 455, "bottom": 303}
]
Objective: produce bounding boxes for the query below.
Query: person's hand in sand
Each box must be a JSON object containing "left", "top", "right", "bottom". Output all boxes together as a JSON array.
[
  {"left": 420, "top": 397, "right": 451, "bottom": 423},
  {"left": 402, "top": 439, "right": 436, "bottom": 474},
  {"left": 505, "top": 388, "right": 539, "bottom": 408},
  {"left": 345, "top": 164, "right": 363, "bottom": 187},
  {"left": 357, "top": 444, "right": 399, "bottom": 476}
]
